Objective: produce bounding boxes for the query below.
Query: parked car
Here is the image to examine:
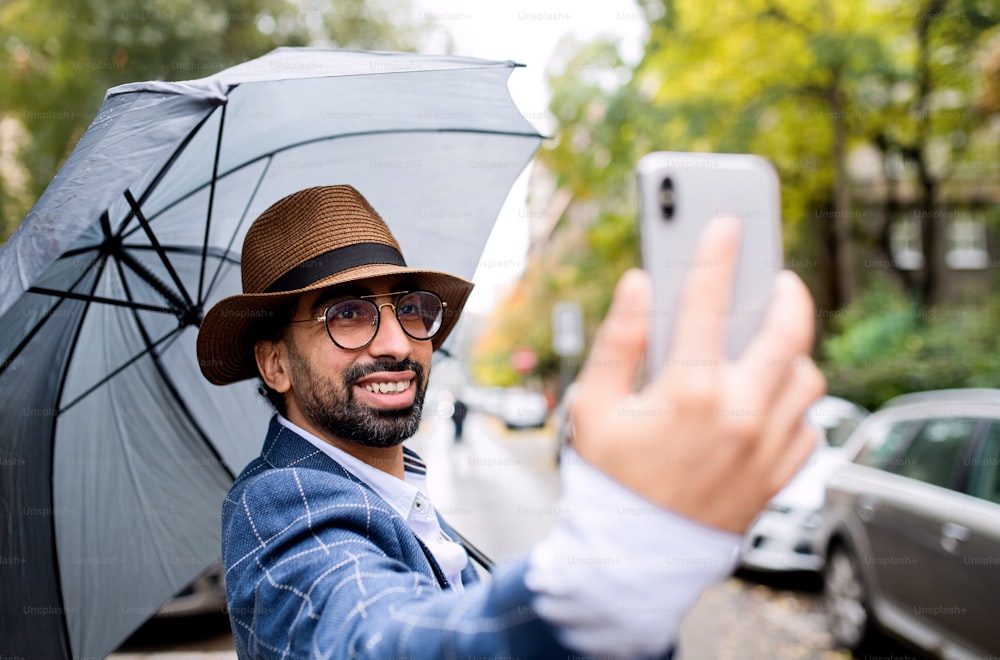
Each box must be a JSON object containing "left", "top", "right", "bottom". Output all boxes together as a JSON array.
[
  {"left": 498, "top": 387, "right": 549, "bottom": 429},
  {"left": 156, "top": 560, "right": 227, "bottom": 617},
  {"left": 819, "top": 389, "right": 1000, "bottom": 658},
  {"left": 738, "top": 395, "right": 869, "bottom": 572},
  {"left": 463, "top": 385, "right": 507, "bottom": 418}
]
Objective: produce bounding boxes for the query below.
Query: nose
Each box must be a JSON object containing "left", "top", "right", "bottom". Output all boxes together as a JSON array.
[{"left": 365, "top": 303, "right": 412, "bottom": 359}]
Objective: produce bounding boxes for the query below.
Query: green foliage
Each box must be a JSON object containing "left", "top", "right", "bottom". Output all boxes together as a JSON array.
[
  {"left": 476, "top": 0, "right": 1000, "bottom": 393},
  {"left": 470, "top": 36, "right": 643, "bottom": 390},
  {"left": 821, "top": 277, "right": 1000, "bottom": 409},
  {"left": 823, "top": 279, "right": 918, "bottom": 367},
  {"left": 469, "top": 203, "right": 640, "bottom": 391},
  {"left": 0, "top": 0, "right": 428, "bottom": 241}
]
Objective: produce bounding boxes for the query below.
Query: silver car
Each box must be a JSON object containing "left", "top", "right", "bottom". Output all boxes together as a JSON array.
[
  {"left": 820, "top": 389, "right": 1000, "bottom": 658},
  {"left": 498, "top": 387, "right": 549, "bottom": 429},
  {"left": 738, "top": 396, "right": 869, "bottom": 572},
  {"left": 156, "top": 560, "right": 227, "bottom": 618}
]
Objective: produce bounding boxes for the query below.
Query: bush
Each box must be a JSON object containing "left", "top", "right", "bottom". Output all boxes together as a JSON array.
[{"left": 820, "top": 278, "right": 1000, "bottom": 410}]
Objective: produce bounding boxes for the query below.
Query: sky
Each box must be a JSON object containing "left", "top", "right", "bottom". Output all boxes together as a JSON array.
[{"left": 409, "top": 0, "right": 647, "bottom": 313}]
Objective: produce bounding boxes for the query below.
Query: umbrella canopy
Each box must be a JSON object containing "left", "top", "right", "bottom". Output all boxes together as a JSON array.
[{"left": 0, "top": 47, "right": 541, "bottom": 659}]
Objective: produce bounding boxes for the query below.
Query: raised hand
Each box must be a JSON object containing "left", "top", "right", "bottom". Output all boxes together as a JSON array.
[{"left": 570, "top": 216, "right": 826, "bottom": 533}]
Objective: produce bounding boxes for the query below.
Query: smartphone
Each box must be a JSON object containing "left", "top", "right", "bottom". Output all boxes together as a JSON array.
[{"left": 638, "top": 151, "right": 783, "bottom": 375}]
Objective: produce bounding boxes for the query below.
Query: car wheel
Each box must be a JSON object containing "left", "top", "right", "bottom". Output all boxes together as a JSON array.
[{"left": 824, "top": 544, "right": 877, "bottom": 653}]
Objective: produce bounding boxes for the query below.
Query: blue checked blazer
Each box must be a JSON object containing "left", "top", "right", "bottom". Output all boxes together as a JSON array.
[{"left": 221, "top": 416, "right": 576, "bottom": 659}]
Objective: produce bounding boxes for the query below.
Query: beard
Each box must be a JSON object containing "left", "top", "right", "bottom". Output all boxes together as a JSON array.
[{"left": 287, "top": 343, "right": 427, "bottom": 448}]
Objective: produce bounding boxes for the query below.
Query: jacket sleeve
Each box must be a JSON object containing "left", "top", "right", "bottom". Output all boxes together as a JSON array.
[{"left": 221, "top": 466, "right": 574, "bottom": 659}]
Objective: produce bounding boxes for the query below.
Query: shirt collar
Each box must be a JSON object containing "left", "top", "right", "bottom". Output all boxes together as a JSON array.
[{"left": 276, "top": 414, "right": 427, "bottom": 521}]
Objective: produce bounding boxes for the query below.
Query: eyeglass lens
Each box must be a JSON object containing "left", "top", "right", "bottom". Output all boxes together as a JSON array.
[{"left": 325, "top": 291, "right": 444, "bottom": 349}]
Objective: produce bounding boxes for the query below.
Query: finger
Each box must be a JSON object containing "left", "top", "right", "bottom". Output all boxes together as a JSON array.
[
  {"left": 650, "top": 216, "right": 739, "bottom": 404},
  {"left": 730, "top": 419, "right": 820, "bottom": 528},
  {"left": 751, "top": 358, "right": 827, "bottom": 490},
  {"left": 575, "top": 268, "right": 651, "bottom": 407},
  {"left": 738, "top": 270, "right": 817, "bottom": 406},
  {"left": 764, "top": 419, "right": 822, "bottom": 500},
  {"left": 665, "top": 215, "right": 741, "bottom": 368}
]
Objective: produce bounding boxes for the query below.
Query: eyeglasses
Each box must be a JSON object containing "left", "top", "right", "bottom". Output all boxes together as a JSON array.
[{"left": 290, "top": 290, "right": 446, "bottom": 350}]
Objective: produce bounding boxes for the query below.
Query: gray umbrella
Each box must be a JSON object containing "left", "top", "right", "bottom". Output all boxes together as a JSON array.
[{"left": 0, "top": 47, "right": 541, "bottom": 659}]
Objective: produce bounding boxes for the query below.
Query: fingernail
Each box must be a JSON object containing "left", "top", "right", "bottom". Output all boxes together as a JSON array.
[
  {"left": 775, "top": 270, "right": 798, "bottom": 291},
  {"left": 703, "top": 214, "right": 741, "bottom": 247},
  {"left": 708, "top": 213, "right": 740, "bottom": 233},
  {"left": 611, "top": 269, "right": 648, "bottom": 314},
  {"left": 619, "top": 268, "right": 646, "bottom": 289}
]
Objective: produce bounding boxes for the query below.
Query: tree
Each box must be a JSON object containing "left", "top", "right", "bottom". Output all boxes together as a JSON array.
[
  {"left": 473, "top": 0, "right": 1000, "bottom": 390},
  {"left": 470, "top": 37, "right": 643, "bottom": 390},
  {"left": 0, "top": 0, "right": 432, "bottom": 241},
  {"left": 863, "top": 0, "right": 1000, "bottom": 304},
  {"left": 634, "top": 0, "right": 1000, "bottom": 306}
]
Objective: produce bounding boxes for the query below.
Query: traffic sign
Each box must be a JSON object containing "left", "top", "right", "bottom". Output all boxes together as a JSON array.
[
  {"left": 510, "top": 347, "right": 538, "bottom": 374},
  {"left": 552, "top": 301, "right": 584, "bottom": 357}
]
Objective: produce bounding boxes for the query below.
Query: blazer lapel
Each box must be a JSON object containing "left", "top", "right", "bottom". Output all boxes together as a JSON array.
[
  {"left": 259, "top": 416, "right": 362, "bottom": 483},
  {"left": 258, "top": 415, "right": 488, "bottom": 585}
]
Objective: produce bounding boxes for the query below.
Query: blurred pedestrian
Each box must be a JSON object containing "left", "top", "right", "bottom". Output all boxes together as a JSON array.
[{"left": 451, "top": 397, "right": 468, "bottom": 442}]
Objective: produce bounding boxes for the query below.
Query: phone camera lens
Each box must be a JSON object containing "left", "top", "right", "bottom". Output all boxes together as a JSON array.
[{"left": 659, "top": 177, "right": 675, "bottom": 220}]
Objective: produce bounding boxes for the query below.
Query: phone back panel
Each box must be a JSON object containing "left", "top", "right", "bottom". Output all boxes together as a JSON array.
[{"left": 638, "top": 151, "right": 783, "bottom": 372}]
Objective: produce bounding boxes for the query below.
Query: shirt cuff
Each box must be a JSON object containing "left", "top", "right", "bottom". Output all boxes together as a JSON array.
[{"left": 525, "top": 448, "right": 741, "bottom": 658}]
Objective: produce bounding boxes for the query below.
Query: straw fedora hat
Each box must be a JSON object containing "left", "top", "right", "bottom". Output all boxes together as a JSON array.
[{"left": 197, "top": 185, "right": 473, "bottom": 385}]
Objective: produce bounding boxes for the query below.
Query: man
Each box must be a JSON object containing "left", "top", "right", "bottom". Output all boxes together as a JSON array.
[
  {"left": 197, "top": 185, "right": 824, "bottom": 658},
  {"left": 450, "top": 397, "right": 468, "bottom": 442}
]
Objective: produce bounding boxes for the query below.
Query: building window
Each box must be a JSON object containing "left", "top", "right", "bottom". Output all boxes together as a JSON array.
[
  {"left": 890, "top": 215, "right": 924, "bottom": 271},
  {"left": 946, "top": 212, "right": 989, "bottom": 270}
]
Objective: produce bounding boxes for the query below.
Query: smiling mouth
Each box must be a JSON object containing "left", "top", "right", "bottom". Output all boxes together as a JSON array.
[{"left": 361, "top": 380, "right": 412, "bottom": 394}]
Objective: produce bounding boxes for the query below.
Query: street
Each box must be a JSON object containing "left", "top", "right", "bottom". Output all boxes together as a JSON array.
[{"left": 114, "top": 411, "right": 870, "bottom": 659}]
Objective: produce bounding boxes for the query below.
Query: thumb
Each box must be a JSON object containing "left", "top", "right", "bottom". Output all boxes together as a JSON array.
[{"left": 574, "top": 269, "right": 650, "bottom": 409}]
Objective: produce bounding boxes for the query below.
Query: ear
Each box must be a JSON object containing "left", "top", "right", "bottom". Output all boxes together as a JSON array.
[{"left": 255, "top": 339, "right": 292, "bottom": 394}]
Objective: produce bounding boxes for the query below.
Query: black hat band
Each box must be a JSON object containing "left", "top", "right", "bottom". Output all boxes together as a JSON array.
[{"left": 264, "top": 242, "right": 406, "bottom": 294}]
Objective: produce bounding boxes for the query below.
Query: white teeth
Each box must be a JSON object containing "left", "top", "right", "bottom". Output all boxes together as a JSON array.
[{"left": 364, "top": 380, "right": 410, "bottom": 394}]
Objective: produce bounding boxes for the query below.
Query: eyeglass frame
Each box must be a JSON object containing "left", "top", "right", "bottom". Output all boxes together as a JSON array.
[{"left": 288, "top": 289, "right": 447, "bottom": 351}]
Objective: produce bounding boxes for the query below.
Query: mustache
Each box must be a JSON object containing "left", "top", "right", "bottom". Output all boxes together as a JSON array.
[{"left": 343, "top": 359, "right": 425, "bottom": 385}]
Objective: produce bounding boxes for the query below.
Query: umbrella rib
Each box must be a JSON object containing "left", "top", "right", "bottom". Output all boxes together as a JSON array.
[
  {"left": 44, "top": 236, "right": 115, "bottom": 660},
  {"left": 114, "top": 103, "right": 224, "bottom": 238},
  {"left": 204, "top": 128, "right": 546, "bottom": 185},
  {"left": 125, "top": 244, "right": 240, "bottom": 265},
  {"left": 60, "top": 244, "right": 105, "bottom": 259},
  {"left": 114, "top": 248, "right": 190, "bottom": 315},
  {"left": 199, "top": 102, "right": 227, "bottom": 304},
  {"left": 139, "top": 328, "right": 236, "bottom": 481},
  {"left": 101, "top": 208, "right": 113, "bottom": 240},
  {"left": 58, "top": 327, "right": 182, "bottom": 415},
  {"left": 27, "top": 287, "right": 177, "bottom": 314},
  {"left": 0, "top": 253, "right": 109, "bottom": 378},
  {"left": 123, "top": 190, "right": 195, "bottom": 309},
  {"left": 59, "top": 239, "right": 233, "bottom": 264},
  {"left": 113, "top": 258, "right": 236, "bottom": 481},
  {"left": 204, "top": 155, "right": 273, "bottom": 303},
  {"left": 119, "top": 127, "right": 542, "bottom": 237}
]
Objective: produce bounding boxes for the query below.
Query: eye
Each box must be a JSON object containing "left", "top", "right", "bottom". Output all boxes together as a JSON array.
[
  {"left": 328, "top": 300, "right": 373, "bottom": 322},
  {"left": 397, "top": 301, "right": 420, "bottom": 317}
]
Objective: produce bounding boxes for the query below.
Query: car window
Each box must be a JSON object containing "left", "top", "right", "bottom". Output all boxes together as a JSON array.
[
  {"left": 968, "top": 422, "right": 1000, "bottom": 504},
  {"left": 826, "top": 416, "right": 863, "bottom": 449},
  {"left": 855, "top": 419, "right": 921, "bottom": 469},
  {"left": 893, "top": 417, "right": 977, "bottom": 491}
]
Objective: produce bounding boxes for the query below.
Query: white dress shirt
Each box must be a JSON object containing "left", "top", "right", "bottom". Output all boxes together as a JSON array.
[
  {"left": 527, "top": 449, "right": 741, "bottom": 657},
  {"left": 279, "top": 415, "right": 740, "bottom": 658},
  {"left": 277, "top": 415, "right": 469, "bottom": 592}
]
